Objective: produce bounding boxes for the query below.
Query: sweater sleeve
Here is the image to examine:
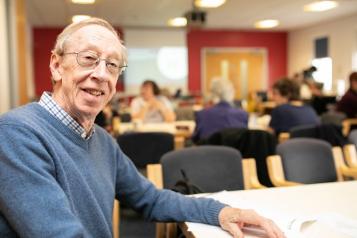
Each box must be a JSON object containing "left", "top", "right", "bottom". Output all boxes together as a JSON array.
[
  {"left": 115, "top": 151, "right": 226, "bottom": 226},
  {"left": 0, "top": 123, "right": 87, "bottom": 238}
]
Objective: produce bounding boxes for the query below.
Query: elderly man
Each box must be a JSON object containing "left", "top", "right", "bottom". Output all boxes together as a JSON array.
[{"left": 0, "top": 18, "right": 284, "bottom": 238}]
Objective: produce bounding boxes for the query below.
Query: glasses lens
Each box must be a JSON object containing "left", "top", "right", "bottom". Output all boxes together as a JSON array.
[
  {"left": 106, "top": 60, "right": 120, "bottom": 74},
  {"left": 77, "top": 51, "right": 98, "bottom": 67}
]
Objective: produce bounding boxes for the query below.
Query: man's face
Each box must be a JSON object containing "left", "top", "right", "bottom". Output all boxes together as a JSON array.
[{"left": 51, "top": 25, "right": 123, "bottom": 123}]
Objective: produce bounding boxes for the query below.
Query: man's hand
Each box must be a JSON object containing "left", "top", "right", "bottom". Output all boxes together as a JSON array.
[{"left": 219, "top": 207, "right": 285, "bottom": 238}]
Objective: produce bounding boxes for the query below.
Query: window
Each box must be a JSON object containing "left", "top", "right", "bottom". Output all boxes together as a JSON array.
[{"left": 312, "top": 57, "right": 332, "bottom": 92}]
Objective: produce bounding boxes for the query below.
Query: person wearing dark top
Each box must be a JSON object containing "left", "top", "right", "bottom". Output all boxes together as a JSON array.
[
  {"left": 192, "top": 78, "right": 248, "bottom": 143},
  {"left": 269, "top": 78, "right": 320, "bottom": 135},
  {"left": 337, "top": 72, "right": 357, "bottom": 118}
]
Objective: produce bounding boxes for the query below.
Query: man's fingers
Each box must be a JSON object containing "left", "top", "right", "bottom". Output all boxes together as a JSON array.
[
  {"left": 227, "top": 222, "right": 244, "bottom": 238},
  {"left": 260, "top": 219, "right": 286, "bottom": 238}
]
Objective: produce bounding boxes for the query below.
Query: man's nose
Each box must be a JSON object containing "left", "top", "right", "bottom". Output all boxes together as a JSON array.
[{"left": 91, "top": 60, "right": 109, "bottom": 81}]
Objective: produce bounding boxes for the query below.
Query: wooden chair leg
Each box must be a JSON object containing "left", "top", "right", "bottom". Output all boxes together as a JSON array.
[{"left": 113, "top": 199, "right": 120, "bottom": 238}]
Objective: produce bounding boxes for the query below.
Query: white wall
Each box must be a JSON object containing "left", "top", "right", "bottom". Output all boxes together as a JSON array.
[
  {"left": 289, "top": 13, "right": 357, "bottom": 92},
  {"left": 124, "top": 28, "right": 186, "bottom": 47},
  {"left": 123, "top": 28, "right": 188, "bottom": 95},
  {"left": 0, "top": 0, "right": 10, "bottom": 113}
]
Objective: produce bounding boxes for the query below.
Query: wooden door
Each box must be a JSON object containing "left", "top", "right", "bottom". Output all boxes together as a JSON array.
[{"left": 203, "top": 48, "right": 267, "bottom": 99}]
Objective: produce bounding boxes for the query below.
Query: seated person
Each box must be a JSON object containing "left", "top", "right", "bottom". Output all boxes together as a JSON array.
[
  {"left": 0, "top": 18, "right": 284, "bottom": 238},
  {"left": 269, "top": 78, "right": 320, "bottom": 135},
  {"left": 131, "top": 80, "right": 176, "bottom": 123},
  {"left": 337, "top": 72, "right": 357, "bottom": 118},
  {"left": 192, "top": 78, "right": 248, "bottom": 143}
]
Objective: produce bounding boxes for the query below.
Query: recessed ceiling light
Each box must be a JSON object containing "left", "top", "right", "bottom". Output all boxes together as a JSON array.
[
  {"left": 254, "top": 19, "right": 279, "bottom": 29},
  {"left": 194, "top": 0, "right": 226, "bottom": 8},
  {"left": 304, "top": 1, "right": 338, "bottom": 12},
  {"left": 72, "top": 15, "right": 91, "bottom": 23},
  {"left": 71, "top": 0, "right": 95, "bottom": 4},
  {"left": 168, "top": 17, "right": 187, "bottom": 27}
]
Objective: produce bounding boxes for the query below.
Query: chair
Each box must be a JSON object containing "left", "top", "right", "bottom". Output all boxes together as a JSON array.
[
  {"left": 267, "top": 138, "right": 357, "bottom": 187},
  {"left": 117, "top": 132, "right": 174, "bottom": 170},
  {"left": 162, "top": 146, "right": 242, "bottom": 192},
  {"left": 348, "top": 129, "right": 357, "bottom": 146},
  {"left": 113, "top": 199, "right": 120, "bottom": 238},
  {"left": 343, "top": 130, "right": 357, "bottom": 168},
  {"left": 147, "top": 145, "right": 264, "bottom": 238},
  {"left": 289, "top": 123, "right": 347, "bottom": 147},
  {"left": 320, "top": 111, "right": 346, "bottom": 126},
  {"left": 342, "top": 118, "right": 357, "bottom": 136},
  {"left": 174, "top": 107, "right": 195, "bottom": 121},
  {"left": 204, "top": 128, "right": 277, "bottom": 187}
]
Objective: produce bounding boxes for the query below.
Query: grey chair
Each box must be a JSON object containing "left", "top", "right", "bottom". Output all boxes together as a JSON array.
[
  {"left": 343, "top": 129, "right": 357, "bottom": 168},
  {"left": 147, "top": 145, "right": 264, "bottom": 238},
  {"left": 348, "top": 129, "right": 357, "bottom": 146},
  {"left": 289, "top": 123, "right": 347, "bottom": 147},
  {"left": 267, "top": 138, "right": 357, "bottom": 187},
  {"left": 161, "top": 145, "right": 245, "bottom": 192}
]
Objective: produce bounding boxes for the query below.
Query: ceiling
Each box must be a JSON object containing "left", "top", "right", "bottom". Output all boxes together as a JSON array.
[{"left": 27, "top": 0, "right": 357, "bottom": 30}]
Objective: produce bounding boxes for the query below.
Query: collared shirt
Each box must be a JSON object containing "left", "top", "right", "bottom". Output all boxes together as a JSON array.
[{"left": 38, "top": 92, "right": 94, "bottom": 140}]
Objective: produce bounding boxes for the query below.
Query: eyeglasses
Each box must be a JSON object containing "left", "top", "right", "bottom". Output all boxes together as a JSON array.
[{"left": 63, "top": 51, "right": 127, "bottom": 76}]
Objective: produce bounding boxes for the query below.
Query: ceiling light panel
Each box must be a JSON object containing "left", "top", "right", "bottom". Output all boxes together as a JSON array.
[
  {"left": 72, "top": 15, "right": 91, "bottom": 23},
  {"left": 168, "top": 17, "right": 187, "bottom": 27},
  {"left": 304, "top": 1, "right": 338, "bottom": 12},
  {"left": 254, "top": 19, "right": 279, "bottom": 29},
  {"left": 195, "top": 0, "right": 226, "bottom": 8}
]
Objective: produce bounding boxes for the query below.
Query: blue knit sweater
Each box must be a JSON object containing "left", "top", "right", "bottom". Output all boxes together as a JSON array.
[{"left": 0, "top": 103, "right": 225, "bottom": 238}]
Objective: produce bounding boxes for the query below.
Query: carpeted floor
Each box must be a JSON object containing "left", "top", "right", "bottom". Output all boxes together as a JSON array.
[{"left": 119, "top": 208, "right": 156, "bottom": 238}]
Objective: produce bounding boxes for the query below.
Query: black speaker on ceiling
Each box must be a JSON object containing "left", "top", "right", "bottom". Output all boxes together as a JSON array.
[{"left": 184, "top": 10, "right": 206, "bottom": 27}]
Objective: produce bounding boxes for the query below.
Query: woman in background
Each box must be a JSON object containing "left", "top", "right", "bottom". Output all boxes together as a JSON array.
[{"left": 131, "top": 80, "right": 176, "bottom": 123}]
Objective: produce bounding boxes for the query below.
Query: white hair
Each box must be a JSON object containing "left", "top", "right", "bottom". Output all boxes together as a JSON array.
[
  {"left": 53, "top": 17, "right": 127, "bottom": 64},
  {"left": 210, "top": 78, "right": 235, "bottom": 103}
]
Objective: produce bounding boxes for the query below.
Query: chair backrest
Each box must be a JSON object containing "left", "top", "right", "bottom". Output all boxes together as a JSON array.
[
  {"left": 174, "top": 107, "right": 195, "bottom": 121},
  {"left": 160, "top": 145, "right": 244, "bottom": 193},
  {"left": 276, "top": 138, "right": 337, "bottom": 184},
  {"left": 289, "top": 124, "right": 347, "bottom": 147},
  {"left": 117, "top": 132, "right": 174, "bottom": 168},
  {"left": 348, "top": 129, "right": 357, "bottom": 147},
  {"left": 205, "top": 128, "right": 276, "bottom": 187},
  {"left": 320, "top": 111, "right": 346, "bottom": 126}
]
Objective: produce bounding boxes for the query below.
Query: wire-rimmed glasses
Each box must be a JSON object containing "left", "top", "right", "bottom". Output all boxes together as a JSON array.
[{"left": 63, "top": 51, "right": 127, "bottom": 76}]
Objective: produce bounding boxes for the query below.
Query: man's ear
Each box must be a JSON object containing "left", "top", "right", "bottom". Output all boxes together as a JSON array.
[{"left": 49, "top": 53, "right": 62, "bottom": 82}]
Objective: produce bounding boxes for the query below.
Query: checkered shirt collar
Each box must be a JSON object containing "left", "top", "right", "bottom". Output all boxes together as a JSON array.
[{"left": 38, "top": 92, "right": 94, "bottom": 140}]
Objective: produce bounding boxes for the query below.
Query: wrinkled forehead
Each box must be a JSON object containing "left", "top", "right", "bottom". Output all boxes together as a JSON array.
[{"left": 65, "top": 25, "right": 123, "bottom": 58}]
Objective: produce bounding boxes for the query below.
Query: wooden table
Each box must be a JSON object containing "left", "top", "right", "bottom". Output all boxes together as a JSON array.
[
  {"left": 117, "top": 121, "right": 195, "bottom": 149},
  {"left": 182, "top": 181, "right": 357, "bottom": 238}
]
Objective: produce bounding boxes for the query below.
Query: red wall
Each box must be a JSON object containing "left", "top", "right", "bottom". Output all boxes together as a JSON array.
[
  {"left": 33, "top": 27, "right": 124, "bottom": 97},
  {"left": 187, "top": 29, "right": 287, "bottom": 92},
  {"left": 33, "top": 28, "right": 287, "bottom": 97}
]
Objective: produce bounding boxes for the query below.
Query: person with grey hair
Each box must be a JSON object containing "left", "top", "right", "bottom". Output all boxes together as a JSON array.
[
  {"left": 192, "top": 78, "right": 248, "bottom": 143},
  {"left": 0, "top": 18, "right": 284, "bottom": 238}
]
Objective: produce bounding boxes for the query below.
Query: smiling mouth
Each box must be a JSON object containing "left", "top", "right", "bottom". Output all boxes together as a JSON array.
[{"left": 83, "top": 89, "right": 104, "bottom": 96}]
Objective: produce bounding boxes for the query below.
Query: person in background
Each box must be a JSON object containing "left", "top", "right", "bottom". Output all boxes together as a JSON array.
[
  {"left": 0, "top": 18, "right": 284, "bottom": 238},
  {"left": 192, "top": 78, "right": 248, "bottom": 143},
  {"left": 269, "top": 77, "right": 320, "bottom": 135},
  {"left": 336, "top": 72, "right": 357, "bottom": 118},
  {"left": 131, "top": 80, "right": 176, "bottom": 123}
]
